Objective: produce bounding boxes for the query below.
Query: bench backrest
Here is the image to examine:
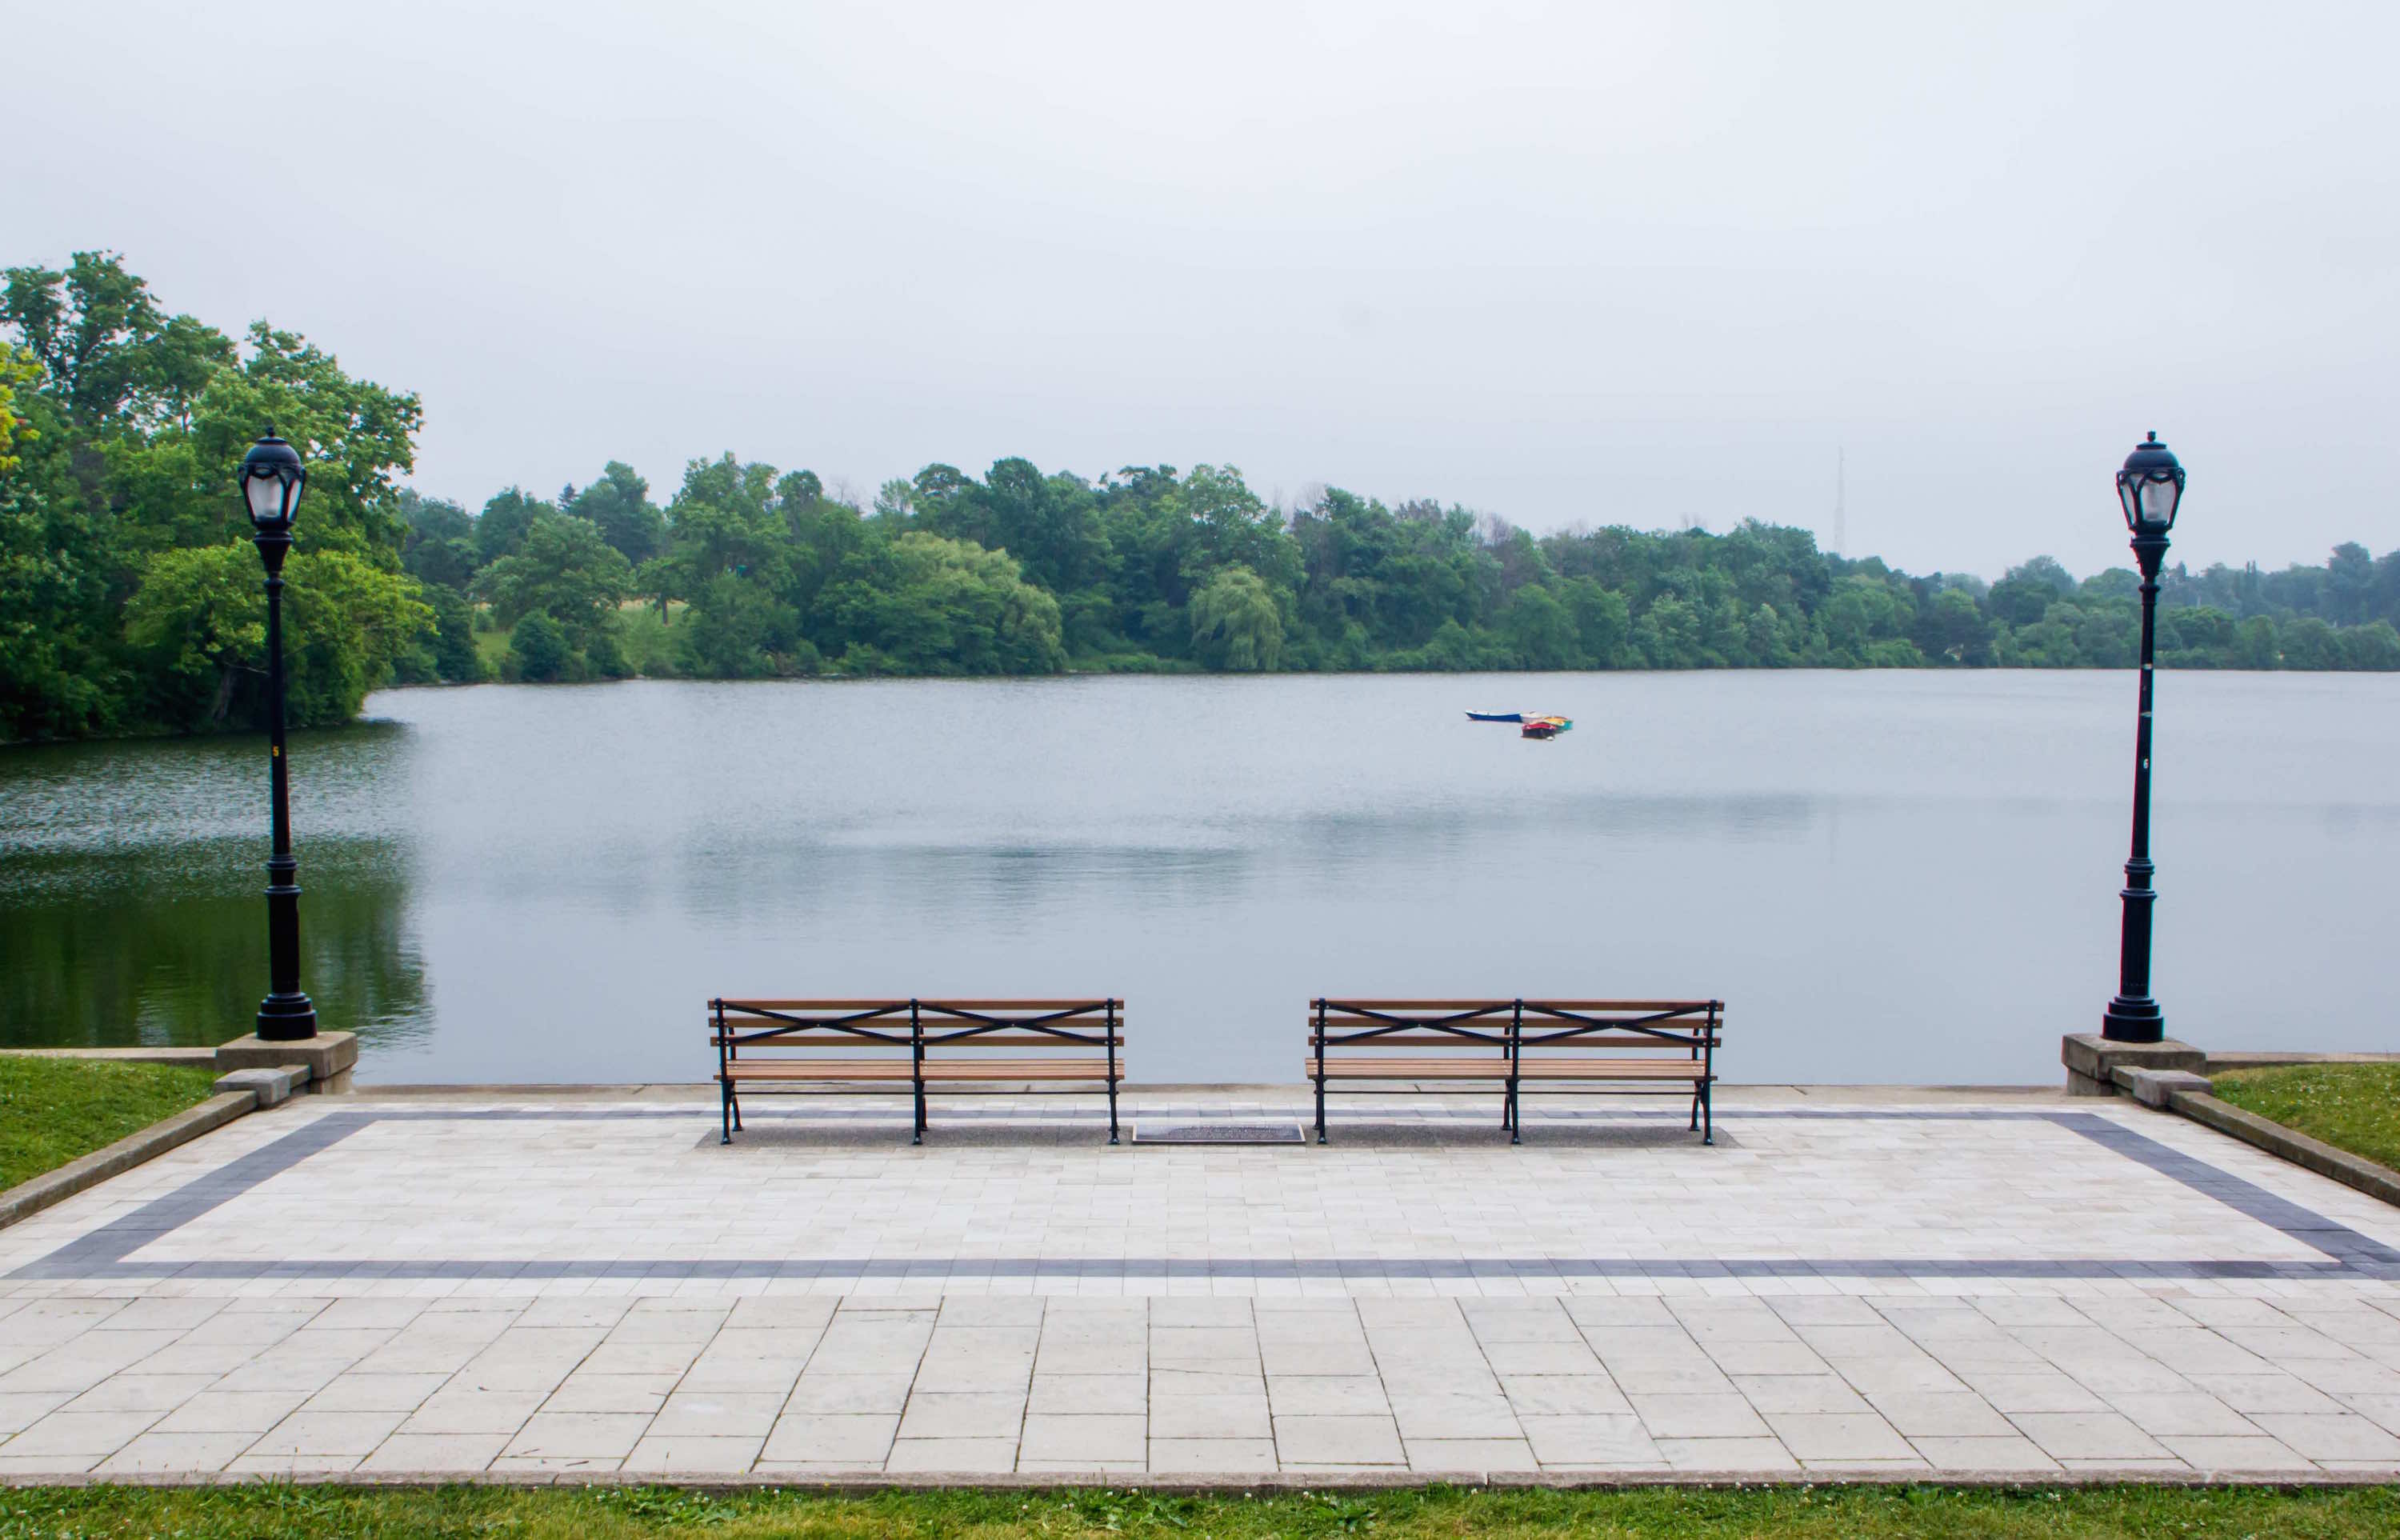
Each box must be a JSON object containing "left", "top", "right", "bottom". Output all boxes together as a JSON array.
[
  {"left": 1311, "top": 999, "right": 1721, "bottom": 1055},
  {"left": 712, "top": 999, "right": 1123, "bottom": 1055}
]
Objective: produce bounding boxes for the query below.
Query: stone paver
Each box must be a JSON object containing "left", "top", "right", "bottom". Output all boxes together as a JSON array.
[{"left": 4, "top": 1089, "right": 2400, "bottom": 1482}]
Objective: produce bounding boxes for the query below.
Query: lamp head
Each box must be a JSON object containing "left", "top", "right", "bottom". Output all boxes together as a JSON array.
[
  {"left": 240, "top": 430, "right": 306, "bottom": 533},
  {"left": 2117, "top": 430, "right": 2185, "bottom": 538}
]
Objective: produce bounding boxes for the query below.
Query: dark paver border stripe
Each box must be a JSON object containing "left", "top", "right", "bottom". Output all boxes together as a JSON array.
[{"left": 13, "top": 1106, "right": 2397, "bottom": 1282}]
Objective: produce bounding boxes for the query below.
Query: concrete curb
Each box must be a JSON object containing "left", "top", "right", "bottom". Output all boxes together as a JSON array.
[
  {"left": 6, "top": 1466, "right": 2400, "bottom": 1490},
  {"left": 0, "top": 1090, "right": 254, "bottom": 1230},
  {"left": 0, "top": 1047, "right": 220, "bottom": 1067},
  {"left": 2169, "top": 1089, "right": 2400, "bottom": 1210}
]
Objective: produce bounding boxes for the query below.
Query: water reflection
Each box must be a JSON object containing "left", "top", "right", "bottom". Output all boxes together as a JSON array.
[{"left": 0, "top": 838, "right": 429, "bottom": 1050}]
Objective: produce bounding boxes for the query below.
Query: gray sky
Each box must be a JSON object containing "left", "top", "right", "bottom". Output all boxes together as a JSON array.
[{"left": 11, "top": 1, "right": 2395, "bottom": 579}]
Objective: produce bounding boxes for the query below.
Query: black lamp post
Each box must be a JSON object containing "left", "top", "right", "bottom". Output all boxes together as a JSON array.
[
  {"left": 240, "top": 431, "right": 318, "bottom": 1042},
  {"left": 2100, "top": 430, "right": 2187, "bottom": 1044}
]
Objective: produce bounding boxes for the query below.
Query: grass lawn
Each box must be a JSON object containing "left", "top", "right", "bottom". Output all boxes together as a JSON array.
[
  {"left": 1, "top": 1485, "right": 2396, "bottom": 1539},
  {"left": 2214, "top": 1062, "right": 2400, "bottom": 1173},
  {"left": 0, "top": 1054, "right": 220, "bottom": 1190},
  {"left": 615, "top": 602, "right": 681, "bottom": 676}
]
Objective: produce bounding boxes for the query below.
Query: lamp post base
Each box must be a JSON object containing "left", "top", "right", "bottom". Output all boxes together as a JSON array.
[
  {"left": 256, "top": 993, "right": 318, "bottom": 1042},
  {"left": 218, "top": 1030, "right": 356, "bottom": 1094},
  {"left": 2101, "top": 998, "right": 2165, "bottom": 1044}
]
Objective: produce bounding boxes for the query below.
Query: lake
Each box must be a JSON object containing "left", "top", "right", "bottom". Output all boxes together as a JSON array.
[{"left": 2, "top": 671, "right": 2394, "bottom": 1085}]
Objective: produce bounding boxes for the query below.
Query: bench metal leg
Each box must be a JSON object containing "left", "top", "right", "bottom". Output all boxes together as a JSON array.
[
  {"left": 1106, "top": 1078, "right": 1120, "bottom": 1146},
  {"left": 1690, "top": 1089, "right": 1700, "bottom": 1133},
  {"left": 1314, "top": 1073, "right": 1327, "bottom": 1144},
  {"left": 1508, "top": 1080, "right": 1521, "bottom": 1145},
  {"left": 1702, "top": 1081, "right": 1714, "bottom": 1146},
  {"left": 720, "top": 1080, "right": 734, "bottom": 1146},
  {"left": 913, "top": 1082, "right": 926, "bottom": 1146}
]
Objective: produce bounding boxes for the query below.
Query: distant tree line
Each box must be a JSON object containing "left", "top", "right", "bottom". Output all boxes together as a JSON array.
[{"left": 5, "top": 253, "right": 2398, "bottom": 742}]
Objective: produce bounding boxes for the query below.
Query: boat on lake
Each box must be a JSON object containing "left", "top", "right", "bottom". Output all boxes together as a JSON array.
[{"left": 1466, "top": 709, "right": 1572, "bottom": 738}]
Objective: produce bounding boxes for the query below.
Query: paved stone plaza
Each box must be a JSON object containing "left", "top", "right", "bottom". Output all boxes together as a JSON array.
[{"left": 6, "top": 1086, "right": 2400, "bottom": 1482}]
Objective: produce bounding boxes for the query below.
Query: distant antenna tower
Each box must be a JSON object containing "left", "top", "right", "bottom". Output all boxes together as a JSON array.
[{"left": 1833, "top": 446, "right": 1846, "bottom": 558}]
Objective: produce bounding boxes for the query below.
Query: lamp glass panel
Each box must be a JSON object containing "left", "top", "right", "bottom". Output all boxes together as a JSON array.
[
  {"left": 2138, "top": 474, "right": 2180, "bottom": 528},
  {"left": 2118, "top": 478, "right": 2142, "bottom": 530},
  {"left": 245, "top": 471, "right": 285, "bottom": 525}
]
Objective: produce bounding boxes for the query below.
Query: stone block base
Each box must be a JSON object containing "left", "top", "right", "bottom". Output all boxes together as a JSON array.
[
  {"left": 2061, "top": 1033, "right": 2205, "bottom": 1097},
  {"left": 216, "top": 1030, "right": 357, "bottom": 1094}
]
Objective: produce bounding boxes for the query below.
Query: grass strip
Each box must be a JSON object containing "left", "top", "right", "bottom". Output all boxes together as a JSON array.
[
  {"left": 0, "top": 1055, "right": 221, "bottom": 1191},
  {"left": 2213, "top": 1063, "right": 2400, "bottom": 1175},
  {"left": 3, "top": 1484, "right": 2399, "bottom": 1539}
]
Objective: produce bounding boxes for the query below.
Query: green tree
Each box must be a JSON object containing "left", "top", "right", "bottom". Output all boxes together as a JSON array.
[
  {"left": 1498, "top": 584, "right": 1577, "bottom": 670},
  {"left": 478, "top": 514, "right": 631, "bottom": 646},
  {"left": 474, "top": 487, "right": 548, "bottom": 567},
  {"left": 122, "top": 543, "right": 430, "bottom": 728},
  {"left": 506, "top": 612, "right": 570, "bottom": 682},
  {"left": 825, "top": 533, "right": 1064, "bottom": 675},
  {"left": 419, "top": 586, "right": 487, "bottom": 683},
  {"left": 2340, "top": 620, "right": 2400, "bottom": 670},
  {"left": 1190, "top": 566, "right": 1286, "bottom": 670},
  {"left": 566, "top": 462, "right": 665, "bottom": 565}
]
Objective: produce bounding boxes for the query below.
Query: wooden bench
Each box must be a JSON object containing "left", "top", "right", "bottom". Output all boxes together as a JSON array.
[
  {"left": 1306, "top": 998, "right": 1722, "bottom": 1144},
  {"left": 709, "top": 998, "right": 1124, "bottom": 1146}
]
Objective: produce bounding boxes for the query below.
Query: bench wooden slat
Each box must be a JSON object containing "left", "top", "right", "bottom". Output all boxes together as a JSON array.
[
  {"left": 719, "top": 998, "right": 1118, "bottom": 1011},
  {"left": 728, "top": 1060, "right": 1123, "bottom": 1081},
  {"left": 1308, "top": 1058, "right": 1510, "bottom": 1078},
  {"left": 722, "top": 1034, "right": 1122, "bottom": 1048},
  {"left": 1318, "top": 999, "right": 1717, "bottom": 1011},
  {"left": 1305, "top": 1058, "right": 1708, "bottom": 1079},
  {"left": 1311, "top": 1031, "right": 1710, "bottom": 1046}
]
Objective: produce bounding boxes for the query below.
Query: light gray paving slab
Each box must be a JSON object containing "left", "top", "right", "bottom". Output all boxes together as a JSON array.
[
  {"left": 897, "top": 1391, "right": 1027, "bottom": 1441},
  {"left": 2012, "top": 1412, "right": 2175, "bottom": 1462},
  {"left": 1517, "top": 1413, "right": 1661, "bottom": 1465},
  {"left": 1655, "top": 1435, "right": 1801, "bottom": 1471},
  {"left": 542, "top": 1374, "right": 679, "bottom": 1415},
  {"left": 357, "top": 1432, "right": 512, "bottom": 1472},
  {"left": 1863, "top": 1392, "right": 2018, "bottom": 1438},
  {"left": 62, "top": 1373, "right": 216, "bottom": 1413},
  {"left": 1406, "top": 1435, "right": 1541, "bottom": 1471},
  {"left": 1150, "top": 1394, "right": 1270, "bottom": 1440},
  {"left": 1909, "top": 1435, "right": 2062, "bottom": 1472},
  {"left": 1627, "top": 1392, "right": 1770, "bottom": 1439},
  {"left": 502, "top": 1410, "right": 651, "bottom": 1460},
  {"left": 1274, "top": 1414, "right": 1406, "bottom": 1464},
  {"left": 885, "top": 1437, "right": 1018, "bottom": 1472},
  {"left": 1386, "top": 1391, "right": 1522, "bottom": 1440},
  {"left": 94, "top": 1430, "right": 254, "bottom": 1474},
  {"left": 761, "top": 1413, "right": 898, "bottom": 1463},
  {"left": 650, "top": 1391, "right": 784, "bottom": 1438},
  {"left": 1019, "top": 1413, "right": 1146, "bottom": 1463},
  {"left": 621, "top": 1435, "right": 764, "bottom": 1474},
  {"left": 396, "top": 1388, "right": 548, "bottom": 1435},
  {"left": 1030, "top": 1374, "right": 1149, "bottom": 1414},
  {"left": 1148, "top": 1437, "right": 1278, "bottom": 1472},
  {"left": 2248, "top": 1413, "right": 2400, "bottom": 1461},
  {"left": 1270, "top": 1376, "right": 1392, "bottom": 1416},
  {"left": 1763, "top": 1412, "right": 1914, "bottom": 1462},
  {"left": 2155, "top": 1434, "right": 2314, "bottom": 1471},
  {"left": 246, "top": 1410, "right": 407, "bottom": 1458}
]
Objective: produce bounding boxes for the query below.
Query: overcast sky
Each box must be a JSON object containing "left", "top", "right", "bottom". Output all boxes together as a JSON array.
[{"left": 10, "top": 1, "right": 2395, "bottom": 579}]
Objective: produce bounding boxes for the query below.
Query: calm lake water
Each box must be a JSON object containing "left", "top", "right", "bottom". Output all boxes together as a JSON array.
[{"left": 2, "top": 671, "right": 2394, "bottom": 1085}]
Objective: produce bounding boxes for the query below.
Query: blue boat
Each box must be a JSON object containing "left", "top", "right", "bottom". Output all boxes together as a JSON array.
[{"left": 1465, "top": 710, "right": 1524, "bottom": 722}]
